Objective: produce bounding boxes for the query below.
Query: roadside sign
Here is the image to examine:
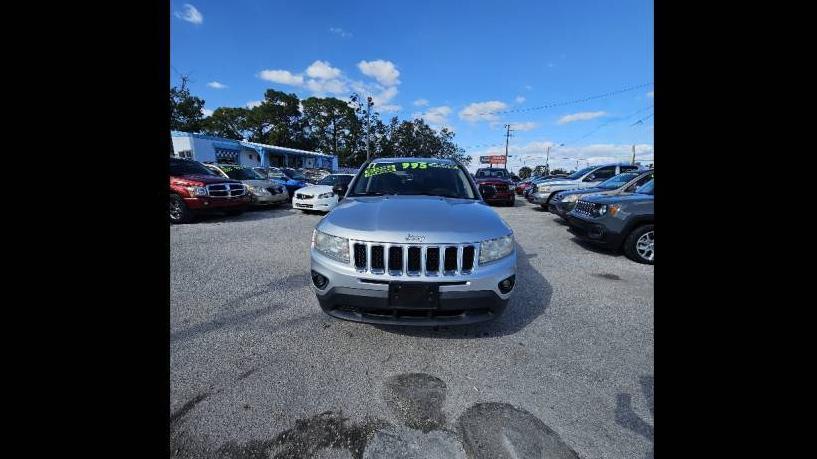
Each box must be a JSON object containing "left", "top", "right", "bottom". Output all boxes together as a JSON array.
[{"left": 480, "top": 155, "right": 506, "bottom": 164}]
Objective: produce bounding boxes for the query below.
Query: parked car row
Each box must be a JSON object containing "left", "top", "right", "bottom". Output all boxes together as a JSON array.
[
  {"left": 537, "top": 165, "right": 654, "bottom": 265},
  {"left": 170, "top": 157, "right": 358, "bottom": 224}
]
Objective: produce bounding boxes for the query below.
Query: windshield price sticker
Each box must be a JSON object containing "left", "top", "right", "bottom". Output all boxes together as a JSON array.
[
  {"left": 364, "top": 164, "right": 398, "bottom": 177},
  {"left": 365, "top": 161, "right": 459, "bottom": 177}
]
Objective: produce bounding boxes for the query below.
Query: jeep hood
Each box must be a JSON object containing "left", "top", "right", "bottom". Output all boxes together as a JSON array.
[
  {"left": 584, "top": 192, "right": 654, "bottom": 205},
  {"left": 317, "top": 195, "right": 512, "bottom": 244}
]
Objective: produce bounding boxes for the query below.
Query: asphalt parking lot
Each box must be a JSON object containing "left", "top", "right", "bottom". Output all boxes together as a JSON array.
[{"left": 170, "top": 199, "right": 654, "bottom": 459}]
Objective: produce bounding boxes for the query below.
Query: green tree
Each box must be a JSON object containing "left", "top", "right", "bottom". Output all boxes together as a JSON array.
[
  {"left": 244, "top": 89, "right": 302, "bottom": 147},
  {"left": 518, "top": 166, "right": 532, "bottom": 179},
  {"left": 202, "top": 107, "right": 249, "bottom": 140},
  {"left": 302, "top": 96, "right": 362, "bottom": 164},
  {"left": 170, "top": 76, "right": 206, "bottom": 133}
]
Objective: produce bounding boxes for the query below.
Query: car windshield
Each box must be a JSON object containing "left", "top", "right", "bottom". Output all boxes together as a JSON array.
[
  {"left": 598, "top": 172, "right": 642, "bottom": 189},
  {"left": 349, "top": 160, "right": 477, "bottom": 199},
  {"left": 635, "top": 178, "right": 654, "bottom": 195},
  {"left": 283, "top": 169, "right": 306, "bottom": 181},
  {"left": 318, "top": 175, "right": 351, "bottom": 186},
  {"left": 564, "top": 166, "right": 596, "bottom": 180},
  {"left": 219, "top": 165, "right": 265, "bottom": 180},
  {"left": 170, "top": 159, "right": 216, "bottom": 176},
  {"left": 475, "top": 169, "right": 508, "bottom": 178}
]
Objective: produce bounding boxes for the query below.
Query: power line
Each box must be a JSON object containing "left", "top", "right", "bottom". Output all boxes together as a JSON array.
[
  {"left": 561, "top": 105, "right": 653, "bottom": 146},
  {"left": 476, "top": 82, "right": 653, "bottom": 116}
]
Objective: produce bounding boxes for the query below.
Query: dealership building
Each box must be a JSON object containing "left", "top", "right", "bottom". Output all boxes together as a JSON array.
[{"left": 171, "top": 131, "right": 338, "bottom": 171}]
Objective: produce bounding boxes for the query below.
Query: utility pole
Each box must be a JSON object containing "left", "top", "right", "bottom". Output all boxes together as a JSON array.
[
  {"left": 504, "top": 124, "right": 514, "bottom": 169},
  {"left": 631, "top": 144, "right": 636, "bottom": 165},
  {"left": 366, "top": 96, "right": 374, "bottom": 162},
  {"left": 545, "top": 145, "right": 551, "bottom": 175}
]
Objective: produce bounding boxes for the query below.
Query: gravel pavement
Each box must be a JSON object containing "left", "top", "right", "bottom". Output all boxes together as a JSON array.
[{"left": 170, "top": 199, "right": 654, "bottom": 458}]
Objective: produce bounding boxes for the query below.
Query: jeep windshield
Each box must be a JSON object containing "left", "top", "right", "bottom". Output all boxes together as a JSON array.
[
  {"left": 597, "top": 172, "right": 641, "bottom": 189},
  {"left": 170, "top": 159, "right": 217, "bottom": 177},
  {"left": 349, "top": 160, "right": 477, "bottom": 199}
]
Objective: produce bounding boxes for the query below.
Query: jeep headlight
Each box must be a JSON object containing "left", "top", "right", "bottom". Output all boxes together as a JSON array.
[
  {"left": 564, "top": 194, "right": 580, "bottom": 203},
  {"left": 312, "top": 229, "right": 350, "bottom": 263},
  {"left": 479, "top": 234, "right": 514, "bottom": 264},
  {"left": 594, "top": 204, "right": 608, "bottom": 216},
  {"left": 318, "top": 192, "right": 335, "bottom": 199}
]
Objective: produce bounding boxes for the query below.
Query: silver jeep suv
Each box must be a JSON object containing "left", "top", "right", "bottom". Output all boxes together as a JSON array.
[{"left": 310, "top": 158, "right": 517, "bottom": 325}]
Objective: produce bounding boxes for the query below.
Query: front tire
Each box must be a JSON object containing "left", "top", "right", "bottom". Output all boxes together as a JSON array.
[
  {"left": 169, "top": 194, "right": 193, "bottom": 224},
  {"left": 624, "top": 224, "right": 654, "bottom": 264}
]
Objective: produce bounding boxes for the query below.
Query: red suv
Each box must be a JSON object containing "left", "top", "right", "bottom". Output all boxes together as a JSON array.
[
  {"left": 169, "top": 157, "right": 251, "bottom": 224},
  {"left": 474, "top": 168, "right": 515, "bottom": 206}
]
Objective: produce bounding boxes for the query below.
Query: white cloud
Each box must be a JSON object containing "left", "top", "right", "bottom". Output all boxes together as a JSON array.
[
  {"left": 515, "top": 96, "right": 526, "bottom": 104},
  {"left": 207, "top": 81, "right": 227, "bottom": 89},
  {"left": 412, "top": 106, "right": 452, "bottom": 128},
  {"left": 257, "top": 69, "right": 304, "bottom": 86},
  {"left": 329, "top": 27, "right": 352, "bottom": 38},
  {"left": 174, "top": 4, "right": 203, "bottom": 24},
  {"left": 378, "top": 104, "right": 402, "bottom": 113},
  {"left": 557, "top": 111, "right": 607, "bottom": 125},
  {"left": 306, "top": 60, "right": 342, "bottom": 80},
  {"left": 646, "top": 91, "right": 654, "bottom": 98},
  {"left": 459, "top": 101, "right": 508, "bottom": 122},
  {"left": 357, "top": 60, "right": 401, "bottom": 86},
  {"left": 512, "top": 122, "right": 537, "bottom": 131},
  {"left": 413, "top": 98, "right": 429, "bottom": 107},
  {"left": 255, "top": 59, "right": 404, "bottom": 108},
  {"left": 305, "top": 78, "right": 348, "bottom": 95},
  {"left": 201, "top": 107, "right": 213, "bottom": 117},
  {"left": 246, "top": 100, "right": 263, "bottom": 108}
]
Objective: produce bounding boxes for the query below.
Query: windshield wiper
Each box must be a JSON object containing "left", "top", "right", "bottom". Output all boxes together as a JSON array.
[{"left": 350, "top": 191, "right": 386, "bottom": 196}]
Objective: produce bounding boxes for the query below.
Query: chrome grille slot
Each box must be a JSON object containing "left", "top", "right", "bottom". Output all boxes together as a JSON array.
[
  {"left": 370, "top": 245, "right": 385, "bottom": 272},
  {"left": 407, "top": 247, "right": 421, "bottom": 274},
  {"left": 444, "top": 247, "right": 458, "bottom": 273},
  {"left": 353, "top": 244, "right": 367, "bottom": 270},
  {"left": 462, "top": 246, "right": 475, "bottom": 272},
  {"left": 425, "top": 247, "right": 440, "bottom": 275},
  {"left": 388, "top": 246, "right": 403, "bottom": 274}
]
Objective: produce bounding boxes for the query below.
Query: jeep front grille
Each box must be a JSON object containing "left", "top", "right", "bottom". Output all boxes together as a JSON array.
[
  {"left": 351, "top": 241, "right": 477, "bottom": 276},
  {"left": 575, "top": 200, "right": 595, "bottom": 216},
  {"left": 206, "top": 183, "right": 246, "bottom": 198}
]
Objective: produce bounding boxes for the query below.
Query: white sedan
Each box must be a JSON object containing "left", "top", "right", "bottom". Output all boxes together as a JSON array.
[{"left": 292, "top": 174, "right": 355, "bottom": 213}]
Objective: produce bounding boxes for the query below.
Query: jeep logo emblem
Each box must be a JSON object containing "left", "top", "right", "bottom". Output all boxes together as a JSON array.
[{"left": 405, "top": 234, "right": 425, "bottom": 243}]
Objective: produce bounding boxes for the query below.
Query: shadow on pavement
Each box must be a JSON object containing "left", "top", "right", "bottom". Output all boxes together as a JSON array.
[
  {"left": 373, "top": 244, "right": 551, "bottom": 339},
  {"left": 193, "top": 205, "right": 305, "bottom": 224},
  {"left": 615, "top": 375, "right": 654, "bottom": 459},
  {"left": 568, "top": 236, "right": 624, "bottom": 259}
]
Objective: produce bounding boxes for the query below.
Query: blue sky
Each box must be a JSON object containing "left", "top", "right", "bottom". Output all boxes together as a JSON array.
[{"left": 171, "top": 0, "right": 653, "bottom": 172}]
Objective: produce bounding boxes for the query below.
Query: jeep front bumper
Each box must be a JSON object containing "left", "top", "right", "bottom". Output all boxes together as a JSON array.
[{"left": 310, "top": 248, "right": 516, "bottom": 325}]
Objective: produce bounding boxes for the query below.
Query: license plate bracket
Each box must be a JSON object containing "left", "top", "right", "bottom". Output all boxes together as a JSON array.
[{"left": 388, "top": 282, "right": 439, "bottom": 308}]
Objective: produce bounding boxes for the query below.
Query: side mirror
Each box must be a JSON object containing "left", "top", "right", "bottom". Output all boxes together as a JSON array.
[{"left": 332, "top": 184, "right": 348, "bottom": 198}]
